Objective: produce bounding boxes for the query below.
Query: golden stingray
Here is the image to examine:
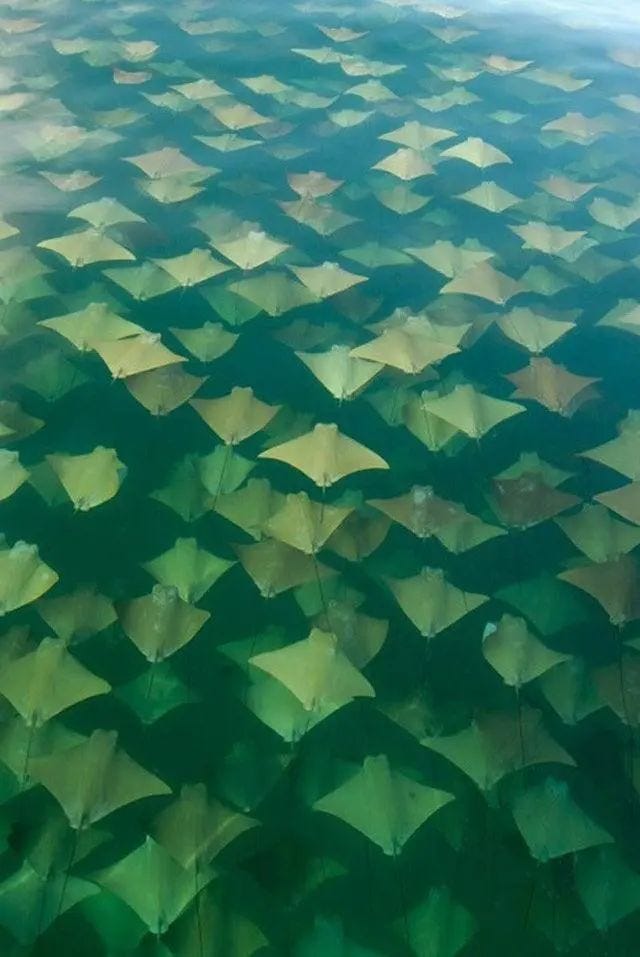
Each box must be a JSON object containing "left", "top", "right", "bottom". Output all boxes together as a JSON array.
[
  {"left": 209, "top": 101, "right": 270, "bottom": 130},
  {"left": 580, "top": 413, "right": 640, "bottom": 480},
  {"left": 483, "top": 53, "right": 532, "bottom": 72},
  {"left": 0, "top": 449, "right": 28, "bottom": 501},
  {"left": 422, "top": 705, "right": 574, "bottom": 791},
  {"left": 440, "top": 262, "right": 523, "bottom": 305},
  {"left": 152, "top": 782, "right": 257, "bottom": 869},
  {"left": 510, "top": 221, "right": 586, "bottom": 255},
  {"left": 403, "top": 391, "right": 460, "bottom": 452},
  {"left": 245, "top": 669, "right": 340, "bottom": 742},
  {"left": 40, "top": 170, "right": 100, "bottom": 192},
  {"left": 124, "top": 147, "right": 205, "bottom": 178},
  {"left": 433, "top": 505, "right": 506, "bottom": 554},
  {"left": 537, "top": 175, "right": 595, "bottom": 201},
  {"left": 287, "top": 170, "right": 343, "bottom": 198},
  {"left": 496, "top": 451, "right": 574, "bottom": 488},
  {"left": 143, "top": 537, "right": 235, "bottom": 603},
  {"left": 506, "top": 357, "right": 599, "bottom": 416},
  {"left": 456, "top": 181, "right": 521, "bottom": 213},
  {"left": 368, "top": 486, "right": 459, "bottom": 540},
  {"left": 386, "top": 566, "right": 488, "bottom": 639},
  {"left": 440, "top": 136, "right": 512, "bottom": 168},
  {"left": 235, "top": 540, "right": 336, "bottom": 598},
  {"left": 119, "top": 585, "right": 210, "bottom": 662},
  {"left": 138, "top": 174, "right": 206, "bottom": 205},
  {"left": 556, "top": 504, "right": 640, "bottom": 563},
  {"left": 288, "top": 262, "right": 366, "bottom": 299},
  {"left": 313, "top": 601, "right": 388, "bottom": 669},
  {"left": 0, "top": 637, "right": 110, "bottom": 727},
  {"left": 421, "top": 384, "right": 525, "bottom": 439},
  {"left": 490, "top": 474, "right": 580, "bottom": 529},
  {"left": 597, "top": 300, "right": 640, "bottom": 337},
  {"left": 67, "top": 198, "right": 144, "bottom": 230},
  {"left": 213, "top": 229, "right": 289, "bottom": 270},
  {"left": 538, "top": 657, "right": 600, "bottom": 726},
  {"left": 103, "top": 262, "right": 180, "bottom": 300},
  {"left": 326, "top": 510, "right": 391, "bottom": 562},
  {"left": 380, "top": 120, "right": 455, "bottom": 149},
  {"left": 37, "top": 587, "right": 116, "bottom": 644},
  {"left": 214, "top": 478, "right": 285, "bottom": 540},
  {"left": 350, "top": 322, "right": 459, "bottom": 374},
  {"left": 589, "top": 196, "right": 640, "bottom": 230},
  {"left": 250, "top": 627, "right": 374, "bottom": 711},
  {"left": 482, "top": 614, "right": 569, "bottom": 688},
  {"left": 314, "top": 754, "right": 453, "bottom": 856},
  {"left": 191, "top": 387, "right": 280, "bottom": 444},
  {"left": 594, "top": 483, "right": 640, "bottom": 526},
  {"left": 229, "top": 270, "right": 318, "bottom": 316},
  {"left": 558, "top": 556, "right": 640, "bottom": 627},
  {"left": 37, "top": 229, "right": 135, "bottom": 267},
  {"left": 496, "top": 308, "right": 575, "bottom": 354},
  {"left": 372, "top": 147, "right": 434, "bottom": 180},
  {"left": 92, "top": 333, "right": 185, "bottom": 379},
  {"left": 124, "top": 367, "right": 206, "bottom": 416},
  {"left": 46, "top": 446, "right": 125, "bottom": 511},
  {"left": 373, "top": 181, "right": 431, "bottom": 214},
  {"left": 258, "top": 422, "right": 389, "bottom": 488},
  {"left": 153, "top": 249, "right": 231, "bottom": 287},
  {"left": 169, "top": 322, "right": 238, "bottom": 362},
  {"left": 0, "top": 541, "right": 58, "bottom": 616},
  {"left": 39, "top": 302, "right": 144, "bottom": 351},
  {"left": 296, "top": 345, "right": 382, "bottom": 400},
  {"left": 265, "top": 492, "right": 353, "bottom": 554},
  {"left": 29, "top": 729, "right": 170, "bottom": 828}
]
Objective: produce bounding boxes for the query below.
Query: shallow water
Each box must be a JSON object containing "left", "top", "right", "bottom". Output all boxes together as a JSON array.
[{"left": 1, "top": 0, "right": 640, "bottom": 955}]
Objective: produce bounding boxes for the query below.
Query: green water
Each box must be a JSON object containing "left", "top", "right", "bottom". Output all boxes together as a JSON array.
[{"left": 1, "top": 0, "right": 640, "bottom": 954}]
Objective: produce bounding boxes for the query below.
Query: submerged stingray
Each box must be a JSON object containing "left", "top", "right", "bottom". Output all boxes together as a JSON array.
[
  {"left": 496, "top": 308, "right": 576, "bottom": 354},
  {"left": 386, "top": 567, "right": 488, "bottom": 639},
  {"left": 482, "top": 614, "right": 569, "bottom": 688},
  {"left": 213, "top": 229, "right": 289, "bottom": 270},
  {"left": 37, "top": 587, "right": 116, "bottom": 644},
  {"left": 170, "top": 322, "right": 238, "bottom": 362},
  {"left": 314, "top": 754, "right": 453, "bottom": 856},
  {"left": 259, "top": 422, "right": 389, "bottom": 488},
  {"left": 506, "top": 357, "right": 599, "bottom": 416},
  {"left": 153, "top": 249, "right": 231, "bottom": 287},
  {"left": 119, "top": 585, "right": 210, "bottom": 661},
  {"left": 46, "top": 446, "right": 125, "bottom": 511},
  {"left": 214, "top": 478, "right": 285, "bottom": 540},
  {"left": 289, "top": 262, "right": 366, "bottom": 299},
  {"left": 0, "top": 449, "right": 28, "bottom": 501},
  {"left": 143, "top": 538, "right": 235, "bottom": 603},
  {"left": 124, "top": 366, "right": 206, "bottom": 416},
  {"left": 38, "top": 229, "right": 135, "bottom": 267},
  {"left": 556, "top": 504, "right": 640, "bottom": 563},
  {"left": 440, "top": 136, "right": 511, "bottom": 168},
  {"left": 92, "top": 333, "right": 185, "bottom": 379},
  {"left": 440, "top": 262, "right": 523, "bottom": 305},
  {"left": 350, "top": 322, "right": 459, "bottom": 374},
  {"left": 558, "top": 556, "right": 640, "bottom": 626},
  {"left": 296, "top": 345, "right": 382, "bottom": 400},
  {"left": 580, "top": 412, "right": 640, "bottom": 480},
  {"left": 594, "top": 483, "right": 640, "bottom": 526},
  {"left": 39, "top": 302, "right": 144, "bottom": 351},
  {"left": 490, "top": 473, "right": 580, "bottom": 529},
  {"left": 191, "top": 387, "right": 280, "bottom": 445},
  {"left": 236, "top": 540, "right": 336, "bottom": 598},
  {"left": 266, "top": 492, "right": 353, "bottom": 554},
  {"left": 0, "top": 541, "right": 58, "bottom": 616},
  {"left": 421, "top": 384, "right": 525, "bottom": 440}
]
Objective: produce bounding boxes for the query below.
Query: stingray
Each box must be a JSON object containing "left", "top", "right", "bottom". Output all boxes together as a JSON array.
[
  {"left": 580, "top": 413, "right": 640, "bottom": 480},
  {"left": 558, "top": 556, "right": 640, "bottom": 627},
  {"left": 510, "top": 221, "right": 587, "bottom": 256},
  {"left": 279, "top": 197, "right": 359, "bottom": 236},
  {"left": 124, "top": 146, "right": 205, "bottom": 179},
  {"left": 153, "top": 249, "right": 231, "bottom": 288},
  {"left": 326, "top": 510, "right": 391, "bottom": 562},
  {"left": 538, "top": 657, "right": 601, "bottom": 726},
  {"left": 402, "top": 887, "right": 476, "bottom": 957},
  {"left": 296, "top": 345, "right": 382, "bottom": 400},
  {"left": 490, "top": 474, "right": 580, "bottom": 528},
  {"left": 422, "top": 705, "right": 575, "bottom": 791},
  {"left": 124, "top": 366, "right": 206, "bottom": 416},
  {"left": 0, "top": 541, "right": 58, "bottom": 616},
  {"left": 506, "top": 357, "right": 599, "bottom": 416},
  {"left": 199, "top": 285, "right": 261, "bottom": 326},
  {"left": 313, "top": 602, "right": 388, "bottom": 669},
  {"left": 380, "top": 120, "right": 455, "bottom": 149},
  {"left": 598, "top": 300, "right": 640, "bottom": 337},
  {"left": 236, "top": 540, "right": 336, "bottom": 598},
  {"left": 368, "top": 486, "right": 460, "bottom": 540},
  {"left": 342, "top": 241, "right": 413, "bottom": 268},
  {"left": 314, "top": 754, "right": 453, "bottom": 856},
  {"left": 421, "top": 384, "right": 525, "bottom": 440},
  {"left": 152, "top": 783, "right": 258, "bottom": 869},
  {"left": 403, "top": 391, "right": 461, "bottom": 452},
  {"left": 229, "top": 270, "right": 318, "bottom": 315},
  {"left": 496, "top": 451, "right": 574, "bottom": 488},
  {"left": 373, "top": 182, "right": 431, "bottom": 214},
  {"left": 103, "top": 262, "right": 180, "bottom": 300},
  {"left": 152, "top": 454, "right": 216, "bottom": 523},
  {"left": 594, "top": 483, "right": 640, "bottom": 526},
  {"left": 386, "top": 567, "right": 488, "bottom": 639},
  {"left": 0, "top": 449, "right": 27, "bottom": 501},
  {"left": 0, "top": 636, "right": 110, "bottom": 728},
  {"left": 37, "top": 229, "right": 135, "bottom": 267},
  {"left": 575, "top": 845, "right": 640, "bottom": 932},
  {"left": 440, "top": 262, "right": 522, "bottom": 305},
  {"left": 37, "top": 587, "right": 116, "bottom": 644},
  {"left": 0, "top": 401, "right": 44, "bottom": 444},
  {"left": 259, "top": 422, "right": 389, "bottom": 487},
  {"left": 287, "top": 169, "right": 343, "bottom": 198},
  {"left": 29, "top": 729, "right": 170, "bottom": 828},
  {"left": 210, "top": 101, "right": 270, "bottom": 130},
  {"left": 482, "top": 614, "right": 569, "bottom": 689},
  {"left": 214, "top": 478, "right": 284, "bottom": 540},
  {"left": 511, "top": 776, "right": 613, "bottom": 862},
  {"left": 250, "top": 627, "right": 374, "bottom": 711},
  {"left": 537, "top": 175, "right": 595, "bottom": 201},
  {"left": 266, "top": 492, "right": 353, "bottom": 554},
  {"left": 0, "top": 859, "right": 97, "bottom": 945},
  {"left": 245, "top": 669, "right": 342, "bottom": 742},
  {"left": 170, "top": 322, "right": 238, "bottom": 362},
  {"left": 213, "top": 229, "right": 289, "bottom": 270},
  {"left": 143, "top": 537, "right": 235, "bottom": 603},
  {"left": 119, "top": 585, "right": 210, "bottom": 662},
  {"left": 589, "top": 196, "right": 640, "bottom": 230},
  {"left": 496, "top": 308, "right": 576, "bottom": 354},
  {"left": 41, "top": 170, "right": 100, "bottom": 192},
  {"left": 350, "top": 322, "right": 459, "bottom": 374},
  {"left": 191, "top": 387, "right": 280, "bottom": 445},
  {"left": 167, "top": 881, "right": 269, "bottom": 957},
  {"left": 456, "top": 180, "right": 521, "bottom": 213},
  {"left": 440, "top": 136, "right": 511, "bottom": 168},
  {"left": 556, "top": 504, "right": 640, "bottom": 563},
  {"left": 92, "top": 333, "right": 185, "bottom": 379},
  {"left": 289, "top": 262, "right": 366, "bottom": 299},
  {"left": 67, "top": 198, "right": 144, "bottom": 231},
  {"left": 93, "top": 836, "right": 211, "bottom": 935},
  {"left": 372, "top": 147, "right": 434, "bottom": 180},
  {"left": 46, "top": 446, "right": 125, "bottom": 511}
]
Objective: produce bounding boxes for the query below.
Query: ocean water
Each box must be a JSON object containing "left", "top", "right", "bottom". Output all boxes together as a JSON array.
[{"left": 1, "top": 0, "right": 640, "bottom": 954}]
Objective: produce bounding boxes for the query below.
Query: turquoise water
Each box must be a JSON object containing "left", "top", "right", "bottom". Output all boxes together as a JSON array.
[{"left": 1, "top": 0, "right": 640, "bottom": 954}]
